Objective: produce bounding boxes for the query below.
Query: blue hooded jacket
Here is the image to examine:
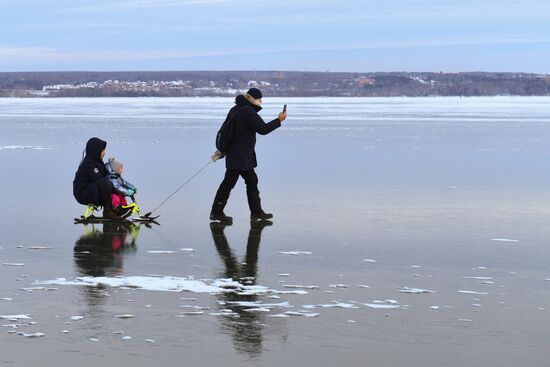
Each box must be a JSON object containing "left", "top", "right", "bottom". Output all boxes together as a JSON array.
[{"left": 105, "top": 162, "right": 137, "bottom": 197}]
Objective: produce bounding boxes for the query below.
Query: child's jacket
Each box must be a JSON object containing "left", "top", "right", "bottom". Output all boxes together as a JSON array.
[{"left": 105, "top": 163, "right": 137, "bottom": 197}]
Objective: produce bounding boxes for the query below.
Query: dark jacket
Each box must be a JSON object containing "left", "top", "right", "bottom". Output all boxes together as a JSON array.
[
  {"left": 73, "top": 137, "right": 108, "bottom": 205},
  {"left": 225, "top": 94, "right": 281, "bottom": 171}
]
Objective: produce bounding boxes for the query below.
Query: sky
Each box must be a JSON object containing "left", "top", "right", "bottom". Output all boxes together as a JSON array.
[{"left": 0, "top": 0, "right": 549, "bottom": 73}]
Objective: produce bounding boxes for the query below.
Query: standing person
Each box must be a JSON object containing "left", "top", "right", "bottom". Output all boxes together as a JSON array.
[
  {"left": 210, "top": 88, "right": 287, "bottom": 222},
  {"left": 73, "top": 137, "right": 121, "bottom": 220}
]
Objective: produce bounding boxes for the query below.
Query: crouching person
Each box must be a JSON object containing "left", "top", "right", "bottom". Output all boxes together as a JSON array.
[{"left": 73, "top": 137, "right": 121, "bottom": 220}]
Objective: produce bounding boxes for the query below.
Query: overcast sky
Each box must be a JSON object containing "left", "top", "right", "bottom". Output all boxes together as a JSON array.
[{"left": 1, "top": 0, "right": 549, "bottom": 72}]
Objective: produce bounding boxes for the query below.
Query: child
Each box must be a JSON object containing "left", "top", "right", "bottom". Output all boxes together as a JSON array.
[{"left": 105, "top": 158, "right": 137, "bottom": 211}]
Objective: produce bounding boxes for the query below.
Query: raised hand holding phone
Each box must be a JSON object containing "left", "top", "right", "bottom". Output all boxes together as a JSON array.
[{"left": 278, "top": 104, "right": 288, "bottom": 122}]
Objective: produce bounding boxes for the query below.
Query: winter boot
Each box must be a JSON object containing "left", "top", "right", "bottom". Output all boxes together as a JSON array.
[
  {"left": 103, "top": 208, "right": 121, "bottom": 221},
  {"left": 247, "top": 190, "right": 273, "bottom": 221},
  {"left": 210, "top": 201, "right": 233, "bottom": 224}
]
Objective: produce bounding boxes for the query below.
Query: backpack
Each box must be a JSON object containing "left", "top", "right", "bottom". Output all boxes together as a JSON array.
[{"left": 215, "top": 106, "right": 240, "bottom": 153}]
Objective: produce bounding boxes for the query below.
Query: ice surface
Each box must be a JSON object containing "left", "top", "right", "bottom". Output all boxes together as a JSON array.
[
  {"left": 27, "top": 246, "right": 52, "bottom": 250},
  {"left": 180, "top": 311, "right": 204, "bottom": 315},
  {"left": 147, "top": 251, "right": 175, "bottom": 254},
  {"left": 2, "top": 263, "right": 26, "bottom": 267},
  {"left": 180, "top": 248, "right": 195, "bottom": 252},
  {"left": 490, "top": 238, "right": 519, "bottom": 242},
  {"left": 319, "top": 302, "right": 359, "bottom": 309},
  {"left": 243, "top": 308, "right": 270, "bottom": 313},
  {"left": 20, "top": 287, "right": 57, "bottom": 292},
  {"left": 462, "top": 276, "right": 493, "bottom": 280},
  {"left": 70, "top": 316, "right": 84, "bottom": 321},
  {"left": 363, "top": 259, "right": 377, "bottom": 263},
  {"left": 116, "top": 314, "right": 135, "bottom": 319}
]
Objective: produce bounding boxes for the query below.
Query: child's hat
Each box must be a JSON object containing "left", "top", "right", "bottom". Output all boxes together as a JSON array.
[{"left": 108, "top": 157, "right": 123, "bottom": 172}]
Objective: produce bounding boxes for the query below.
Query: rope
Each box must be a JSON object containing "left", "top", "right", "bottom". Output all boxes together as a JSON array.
[{"left": 147, "top": 159, "right": 213, "bottom": 214}]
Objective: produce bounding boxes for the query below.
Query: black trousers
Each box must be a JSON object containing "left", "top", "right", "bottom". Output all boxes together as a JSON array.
[
  {"left": 97, "top": 177, "right": 114, "bottom": 210},
  {"left": 212, "top": 169, "right": 263, "bottom": 214}
]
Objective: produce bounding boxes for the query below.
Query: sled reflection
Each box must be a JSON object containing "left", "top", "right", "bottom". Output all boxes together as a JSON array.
[
  {"left": 210, "top": 220, "right": 272, "bottom": 359},
  {"left": 73, "top": 222, "right": 140, "bottom": 309}
]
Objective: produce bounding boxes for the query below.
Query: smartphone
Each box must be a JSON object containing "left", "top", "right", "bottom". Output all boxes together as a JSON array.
[{"left": 283, "top": 104, "right": 287, "bottom": 113}]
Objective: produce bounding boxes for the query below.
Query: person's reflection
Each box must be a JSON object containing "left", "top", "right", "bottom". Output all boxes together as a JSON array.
[
  {"left": 73, "top": 222, "right": 140, "bottom": 308},
  {"left": 210, "top": 220, "right": 272, "bottom": 359}
]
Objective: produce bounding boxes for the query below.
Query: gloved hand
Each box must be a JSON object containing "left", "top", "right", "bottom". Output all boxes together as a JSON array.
[
  {"left": 211, "top": 150, "right": 225, "bottom": 162},
  {"left": 126, "top": 189, "right": 136, "bottom": 197}
]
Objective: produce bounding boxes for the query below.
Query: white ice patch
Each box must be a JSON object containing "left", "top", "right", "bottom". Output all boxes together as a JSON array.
[
  {"left": 20, "top": 287, "right": 57, "bottom": 292},
  {"left": 319, "top": 302, "right": 359, "bottom": 309},
  {"left": 490, "top": 238, "right": 519, "bottom": 242},
  {"left": 1, "top": 315, "right": 31, "bottom": 320},
  {"left": 2, "top": 263, "right": 25, "bottom": 267},
  {"left": 399, "top": 287, "right": 435, "bottom": 294},
  {"left": 37, "top": 276, "right": 268, "bottom": 296},
  {"left": 18, "top": 332, "right": 45, "bottom": 338},
  {"left": 458, "top": 290, "right": 489, "bottom": 295},
  {"left": 180, "top": 248, "right": 195, "bottom": 252},
  {"left": 226, "top": 301, "right": 291, "bottom": 308},
  {"left": 0, "top": 146, "right": 54, "bottom": 151},
  {"left": 462, "top": 276, "right": 493, "bottom": 280},
  {"left": 27, "top": 246, "right": 53, "bottom": 250},
  {"left": 282, "top": 285, "right": 319, "bottom": 290},
  {"left": 364, "top": 303, "right": 400, "bottom": 309},
  {"left": 70, "top": 316, "right": 84, "bottom": 321},
  {"left": 278, "top": 251, "right": 312, "bottom": 256},
  {"left": 329, "top": 284, "right": 349, "bottom": 288},
  {"left": 115, "top": 314, "right": 135, "bottom": 319},
  {"left": 363, "top": 259, "right": 377, "bottom": 263},
  {"left": 147, "top": 251, "right": 175, "bottom": 254},
  {"left": 271, "top": 290, "right": 308, "bottom": 295}
]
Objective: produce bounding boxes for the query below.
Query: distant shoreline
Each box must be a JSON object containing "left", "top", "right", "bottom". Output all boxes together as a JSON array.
[{"left": 1, "top": 71, "right": 549, "bottom": 98}]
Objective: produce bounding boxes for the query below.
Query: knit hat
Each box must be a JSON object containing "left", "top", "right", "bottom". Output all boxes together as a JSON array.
[
  {"left": 247, "top": 88, "right": 262, "bottom": 100},
  {"left": 108, "top": 158, "right": 123, "bottom": 173}
]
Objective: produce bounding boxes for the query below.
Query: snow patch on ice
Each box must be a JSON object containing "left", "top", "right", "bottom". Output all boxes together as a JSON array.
[
  {"left": 278, "top": 251, "right": 312, "bottom": 256},
  {"left": 1, "top": 315, "right": 31, "bottom": 320},
  {"left": 458, "top": 290, "right": 489, "bottom": 295},
  {"left": 0, "top": 146, "right": 54, "bottom": 151},
  {"left": 399, "top": 287, "right": 435, "bottom": 294}
]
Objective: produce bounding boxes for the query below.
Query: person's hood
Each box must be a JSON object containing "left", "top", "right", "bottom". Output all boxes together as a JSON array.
[
  {"left": 235, "top": 93, "right": 262, "bottom": 112},
  {"left": 85, "top": 137, "right": 107, "bottom": 162}
]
